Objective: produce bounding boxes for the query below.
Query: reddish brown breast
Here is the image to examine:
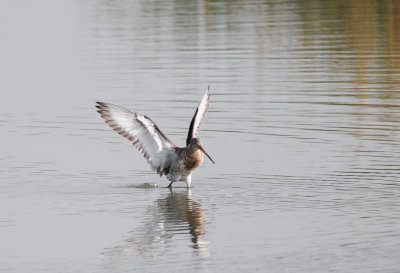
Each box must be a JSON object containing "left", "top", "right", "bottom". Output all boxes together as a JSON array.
[{"left": 183, "top": 149, "right": 204, "bottom": 170}]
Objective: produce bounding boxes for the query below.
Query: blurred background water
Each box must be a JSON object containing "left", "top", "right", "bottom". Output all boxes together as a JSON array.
[{"left": 1, "top": 0, "right": 400, "bottom": 272}]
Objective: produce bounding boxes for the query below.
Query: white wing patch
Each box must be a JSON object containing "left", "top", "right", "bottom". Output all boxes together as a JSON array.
[
  {"left": 137, "top": 114, "right": 163, "bottom": 152},
  {"left": 193, "top": 88, "right": 210, "bottom": 138},
  {"left": 96, "top": 102, "right": 177, "bottom": 176}
]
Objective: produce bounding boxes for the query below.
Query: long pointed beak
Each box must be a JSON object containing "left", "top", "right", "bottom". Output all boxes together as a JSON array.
[{"left": 199, "top": 145, "right": 215, "bottom": 164}]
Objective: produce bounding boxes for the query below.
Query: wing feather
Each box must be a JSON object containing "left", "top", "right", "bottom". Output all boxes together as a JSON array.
[
  {"left": 186, "top": 86, "right": 210, "bottom": 145},
  {"left": 96, "top": 102, "right": 177, "bottom": 176}
]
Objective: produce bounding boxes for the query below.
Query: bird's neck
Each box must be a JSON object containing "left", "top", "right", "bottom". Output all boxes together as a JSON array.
[{"left": 183, "top": 147, "right": 204, "bottom": 170}]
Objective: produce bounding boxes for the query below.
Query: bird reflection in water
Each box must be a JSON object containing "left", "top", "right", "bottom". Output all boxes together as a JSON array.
[
  {"left": 156, "top": 190, "right": 206, "bottom": 248},
  {"left": 111, "top": 189, "right": 209, "bottom": 258}
]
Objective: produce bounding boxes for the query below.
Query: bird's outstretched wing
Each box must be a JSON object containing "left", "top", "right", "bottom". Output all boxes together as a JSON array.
[
  {"left": 186, "top": 86, "right": 210, "bottom": 145},
  {"left": 96, "top": 102, "right": 177, "bottom": 176}
]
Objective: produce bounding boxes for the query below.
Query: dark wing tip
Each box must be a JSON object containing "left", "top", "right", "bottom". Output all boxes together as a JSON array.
[{"left": 96, "top": 101, "right": 107, "bottom": 107}]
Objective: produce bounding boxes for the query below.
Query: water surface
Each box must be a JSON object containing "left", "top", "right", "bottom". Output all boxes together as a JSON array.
[{"left": 1, "top": 0, "right": 400, "bottom": 272}]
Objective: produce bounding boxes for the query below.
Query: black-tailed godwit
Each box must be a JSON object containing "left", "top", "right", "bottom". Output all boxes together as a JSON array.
[{"left": 96, "top": 86, "right": 214, "bottom": 188}]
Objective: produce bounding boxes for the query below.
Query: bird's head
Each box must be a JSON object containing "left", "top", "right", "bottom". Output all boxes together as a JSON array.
[{"left": 191, "top": 138, "right": 215, "bottom": 164}]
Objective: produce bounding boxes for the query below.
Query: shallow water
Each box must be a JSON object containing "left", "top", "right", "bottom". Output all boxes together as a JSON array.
[{"left": 1, "top": 0, "right": 400, "bottom": 272}]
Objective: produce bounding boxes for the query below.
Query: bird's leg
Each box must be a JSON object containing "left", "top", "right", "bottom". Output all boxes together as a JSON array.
[
  {"left": 167, "top": 181, "right": 173, "bottom": 188},
  {"left": 185, "top": 175, "right": 192, "bottom": 189}
]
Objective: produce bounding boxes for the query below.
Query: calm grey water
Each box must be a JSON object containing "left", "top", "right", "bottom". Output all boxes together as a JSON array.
[{"left": 1, "top": 0, "right": 400, "bottom": 272}]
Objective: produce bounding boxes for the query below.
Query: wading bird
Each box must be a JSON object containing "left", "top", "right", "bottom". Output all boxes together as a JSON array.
[{"left": 96, "top": 86, "right": 214, "bottom": 188}]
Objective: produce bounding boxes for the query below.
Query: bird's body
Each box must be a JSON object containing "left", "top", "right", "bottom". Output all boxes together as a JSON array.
[
  {"left": 96, "top": 86, "right": 214, "bottom": 188},
  {"left": 165, "top": 138, "right": 206, "bottom": 188}
]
